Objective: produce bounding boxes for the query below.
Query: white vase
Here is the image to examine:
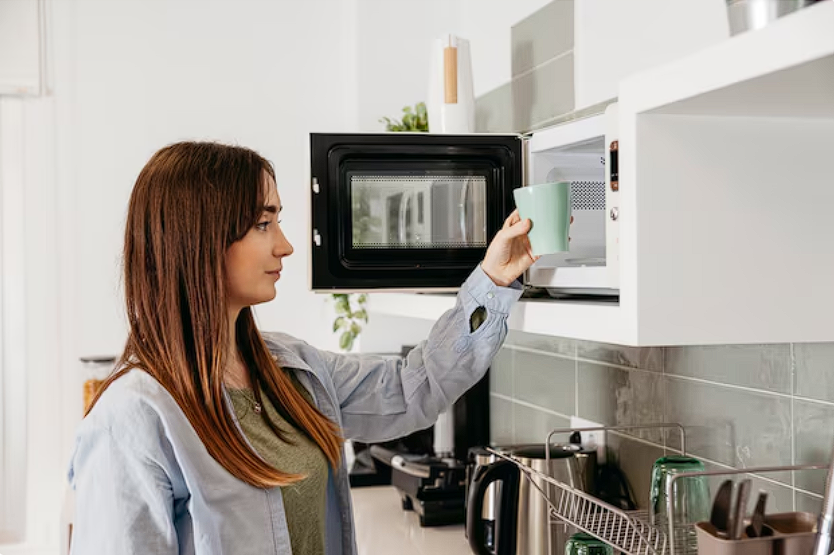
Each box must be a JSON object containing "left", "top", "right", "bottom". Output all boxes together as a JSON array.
[{"left": 426, "top": 35, "right": 475, "bottom": 134}]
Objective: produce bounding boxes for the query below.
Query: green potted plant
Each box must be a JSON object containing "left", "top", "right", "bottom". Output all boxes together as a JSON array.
[
  {"left": 331, "top": 102, "right": 429, "bottom": 351},
  {"left": 380, "top": 102, "right": 429, "bottom": 133}
]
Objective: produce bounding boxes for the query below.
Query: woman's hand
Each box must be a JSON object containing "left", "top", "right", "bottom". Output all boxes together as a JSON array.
[
  {"left": 481, "top": 210, "right": 537, "bottom": 287},
  {"left": 481, "top": 210, "right": 572, "bottom": 287}
]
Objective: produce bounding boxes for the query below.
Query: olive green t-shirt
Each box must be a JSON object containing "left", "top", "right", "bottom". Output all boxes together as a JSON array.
[{"left": 228, "top": 373, "right": 328, "bottom": 555}]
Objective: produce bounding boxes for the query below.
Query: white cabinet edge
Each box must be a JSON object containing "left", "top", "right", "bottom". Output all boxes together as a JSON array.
[
  {"left": 367, "top": 293, "right": 629, "bottom": 345},
  {"left": 619, "top": 1, "right": 834, "bottom": 115}
]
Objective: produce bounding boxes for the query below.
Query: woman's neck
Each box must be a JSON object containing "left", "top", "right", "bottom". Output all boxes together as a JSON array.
[{"left": 225, "top": 308, "right": 252, "bottom": 389}]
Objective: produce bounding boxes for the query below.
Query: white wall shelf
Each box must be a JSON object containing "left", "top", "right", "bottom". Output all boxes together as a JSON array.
[
  {"left": 367, "top": 293, "right": 628, "bottom": 344},
  {"left": 619, "top": 1, "right": 834, "bottom": 118},
  {"left": 369, "top": 2, "right": 834, "bottom": 347}
]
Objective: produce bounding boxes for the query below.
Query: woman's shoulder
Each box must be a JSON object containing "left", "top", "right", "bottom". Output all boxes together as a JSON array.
[
  {"left": 69, "top": 369, "right": 186, "bottom": 489},
  {"left": 261, "top": 331, "right": 324, "bottom": 369},
  {"left": 83, "top": 368, "right": 179, "bottom": 438}
]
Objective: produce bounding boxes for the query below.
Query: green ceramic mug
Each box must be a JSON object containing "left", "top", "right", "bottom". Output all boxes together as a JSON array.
[{"left": 512, "top": 181, "right": 571, "bottom": 256}]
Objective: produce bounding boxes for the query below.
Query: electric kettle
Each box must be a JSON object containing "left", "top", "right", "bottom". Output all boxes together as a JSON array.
[{"left": 466, "top": 445, "right": 585, "bottom": 555}]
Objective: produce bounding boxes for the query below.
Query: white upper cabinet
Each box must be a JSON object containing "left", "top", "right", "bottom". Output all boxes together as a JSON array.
[{"left": 369, "top": 2, "right": 834, "bottom": 346}]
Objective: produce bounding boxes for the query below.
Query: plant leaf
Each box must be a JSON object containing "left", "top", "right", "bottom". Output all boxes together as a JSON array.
[
  {"left": 350, "top": 322, "right": 361, "bottom": 335},
  {"left": 354, "top": 309, "right": 368, "bottom": 323},
  {"left": 335, "top": 297, "right": 350, "bottom": 315},
  {"left": 339, "top": 331, "right": 353, "bottom": 351},
  {"left": 333, "top": 316, "right": 347, "bottom": 332}
]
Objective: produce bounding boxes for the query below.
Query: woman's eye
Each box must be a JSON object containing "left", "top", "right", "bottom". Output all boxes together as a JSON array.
[{"left": 256, "top": 221, "right": 271, "bottom": 231}]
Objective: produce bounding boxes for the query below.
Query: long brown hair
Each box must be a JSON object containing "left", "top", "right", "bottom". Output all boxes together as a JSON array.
[{"left": 87, "top": 141, "right": 342, "bottom": 488}]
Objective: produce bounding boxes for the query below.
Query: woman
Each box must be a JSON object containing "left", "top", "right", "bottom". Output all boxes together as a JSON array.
[{"left": 68, "top": 141, "right": 539, "bottom": 554}]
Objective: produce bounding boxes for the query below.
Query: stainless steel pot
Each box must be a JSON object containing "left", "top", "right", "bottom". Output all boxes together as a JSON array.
[
  {"left": 726, "top": 0, "right": 804, "bottom": 35},
  {"left": 466, "top": 445, "right": 585, "bottom": 555}
]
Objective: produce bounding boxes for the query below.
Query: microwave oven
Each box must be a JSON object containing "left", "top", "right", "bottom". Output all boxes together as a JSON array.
[{"left": 309, "top": 103, "right": 619, "bottom": 297}]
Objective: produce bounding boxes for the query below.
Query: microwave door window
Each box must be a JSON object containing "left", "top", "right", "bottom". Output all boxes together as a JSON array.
[
  {"left": 429, "top": 177, "right": 487, "bottom": 248},
  {"left": 350, "top": 175, "right": 487, "bottom": 250}
]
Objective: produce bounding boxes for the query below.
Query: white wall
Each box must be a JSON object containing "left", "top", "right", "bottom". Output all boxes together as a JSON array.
[
  {"left": 70, "top": 0, "right": 359, "bottom": 359},
  {"left": 2, "top": 0, "right": 364, "bottom": 551},
  {"left": 354, "top": 0, "right": 461, "bottom": 131}
]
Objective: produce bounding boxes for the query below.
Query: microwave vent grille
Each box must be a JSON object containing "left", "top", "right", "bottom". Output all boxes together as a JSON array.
[{"left": 571, "top": 181, "right": 605, "bottom": 211}]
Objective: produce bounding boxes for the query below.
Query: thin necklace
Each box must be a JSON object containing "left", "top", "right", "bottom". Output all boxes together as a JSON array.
[
  {"left": 228, "top": 353, "right": 280, "bottom": 415},
  {"left": 237, "top": 387, "right": 263, "bottom": 415}
]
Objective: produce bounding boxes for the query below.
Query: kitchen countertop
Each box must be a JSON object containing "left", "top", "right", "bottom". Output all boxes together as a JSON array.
[{"left": 351, "top": 486, "right": 472, "bottom": 555}]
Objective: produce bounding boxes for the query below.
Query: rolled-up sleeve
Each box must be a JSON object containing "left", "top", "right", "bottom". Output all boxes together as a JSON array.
[
  {"left": 68, "top": 409, "right": 179, "bottom": 554},
  {"left": 324, "top": 264, "right": 522, "bottom": 442}
]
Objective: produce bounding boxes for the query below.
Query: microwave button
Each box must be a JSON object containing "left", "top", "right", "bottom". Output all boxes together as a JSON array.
[
  {"left": 313, "top": 229, "right": 322, "bottom": 247},
  {"left": 610, "top": 208, "right": 619, "bottom": 221}
]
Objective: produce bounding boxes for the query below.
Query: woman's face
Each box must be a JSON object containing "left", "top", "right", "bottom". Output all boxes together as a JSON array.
[{"left": 224, "top": 173, "right": 294, "bottom": 311}]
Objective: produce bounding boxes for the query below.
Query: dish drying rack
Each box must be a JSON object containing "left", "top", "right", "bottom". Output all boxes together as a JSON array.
[{"left": 486, "top": 423, "right": 829, "bottom": 555}]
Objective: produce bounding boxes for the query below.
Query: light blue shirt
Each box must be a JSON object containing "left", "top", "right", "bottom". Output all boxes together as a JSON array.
[{"left": 67, "top": 265, "right": 522, "bottom": 554}]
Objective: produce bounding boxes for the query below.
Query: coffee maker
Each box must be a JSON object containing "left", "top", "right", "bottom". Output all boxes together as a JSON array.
[{"left": 366, "top": 349, "right": 490, "bottom": 527}]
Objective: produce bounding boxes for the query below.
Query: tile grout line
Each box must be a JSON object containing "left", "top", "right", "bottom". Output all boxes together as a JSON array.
[
  {"left": 491, "top": 392, "right": 573, "bottom": 422},
  {"left": 608, "top": 429, "right": 668, "bottom": 453},
  {"left": 491, "top": 393, "right": 671, "bottom": 454},
  {"left": 574, "top": 340, "right": 579, "bottom": 420},
  {"left": 662, "top": 370, "right": 834, "bottom": 409},
  {"left": 665, "top": 372, "right": 795, "bottom": 400},
  {"left": 790, "top": 342, "right": 797, "bottom": 511},
  {"left": 504, "top": 343, "right": 662, "bottom": 376},
  {"left": 503, "top": 343, "right": 577, "bottom": 363},
  {"left": 790, "top": 393, "right": 834, "bottom": 408},
  {"left": 662, "top": 347, "right": 668, "bottom": 454},
  {"left": 510, "top": 48, "right": 574, "bottom": 82},
  {"left": 663, "top": 443, "right": 798, "bottom": 490},
  {"left": 794, "top": 486, "right": 824, "bottom": 499}
]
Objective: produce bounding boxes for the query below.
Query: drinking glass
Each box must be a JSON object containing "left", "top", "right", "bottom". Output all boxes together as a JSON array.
[
  {"left": 649, "top": 456, "right": 711, "bottom": 528},
  {"left": 565, "top": 532, "right": 614, "bottom": 555}
]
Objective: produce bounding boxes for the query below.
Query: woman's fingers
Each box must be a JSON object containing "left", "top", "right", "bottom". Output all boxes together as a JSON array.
[
  {"left": 503, "top": 209, "right": 521, "bottom": 229},
  {"left": 504, "top": 217, "right": 532, "bottom": 238}
]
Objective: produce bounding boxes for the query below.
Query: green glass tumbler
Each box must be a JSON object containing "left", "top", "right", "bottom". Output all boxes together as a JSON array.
[
  {"left": 649, "top": 456, "right": 711, "bottom": 527},
  {"left": 565, "top": 532, "right": 614, "bottom": 555}
]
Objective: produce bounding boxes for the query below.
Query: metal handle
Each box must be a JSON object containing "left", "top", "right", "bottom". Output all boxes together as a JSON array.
[
  {"left": 813, "top": 440, "right": 834, "bottom": 555},
  {"left": 398, "top": 192, "right": 411, "bottom": 245},
  {"left": 459, "top": 179, "right": 470, "bottom": 243},
  {"left": 389, "top": 455, "right": 432, "bottom": 479},
  {"left": 545, "top": 423, "right": 688, "bottom": 460}
]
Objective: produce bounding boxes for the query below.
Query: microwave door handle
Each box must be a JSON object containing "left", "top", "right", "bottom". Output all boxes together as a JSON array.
[
  {"left": 459, "top": 179, "right": 469, "bottom": 243},
  {"left": 398, "top": 191, "right": 411, "bottom": 246}
]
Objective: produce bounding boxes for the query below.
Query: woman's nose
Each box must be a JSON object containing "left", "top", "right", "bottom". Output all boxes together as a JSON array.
[{"left": 275, "top": 227, "right": 294, "bottom": 257}]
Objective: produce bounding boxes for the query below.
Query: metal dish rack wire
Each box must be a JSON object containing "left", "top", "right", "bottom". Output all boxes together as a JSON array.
[{"left": 486, "top": 423, "right": 829, "bottom": 555}]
